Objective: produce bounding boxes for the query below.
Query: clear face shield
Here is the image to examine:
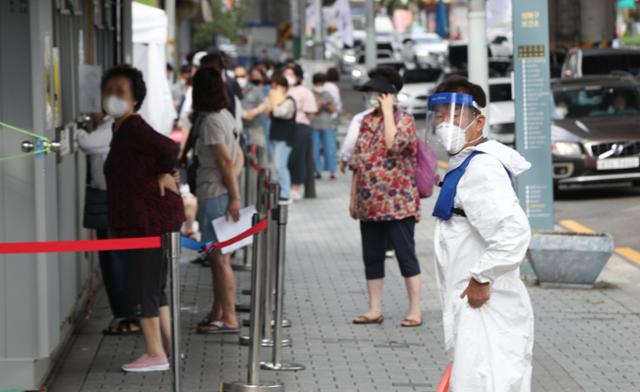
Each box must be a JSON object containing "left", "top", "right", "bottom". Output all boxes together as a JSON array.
[{"left": 426, "top": 92, "right": 483, "bottom": 155}]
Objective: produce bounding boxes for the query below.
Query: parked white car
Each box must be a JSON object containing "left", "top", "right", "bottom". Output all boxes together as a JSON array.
[
  {"left": 397, "top": 68, "right": 444, "bottom": 116},
  {"left": 401, "top": 33, "right": 448, "bottom": 67}
]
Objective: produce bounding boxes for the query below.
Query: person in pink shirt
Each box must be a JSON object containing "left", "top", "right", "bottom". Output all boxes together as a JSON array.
[{"left": 283, "top": 64, "right": 318, "bottom": 200}]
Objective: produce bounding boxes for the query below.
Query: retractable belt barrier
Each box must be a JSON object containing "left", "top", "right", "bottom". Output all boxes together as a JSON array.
[
  {"left": 221, "top": 169, "right": 304, "bottom": 392},
  {"left": 0, "top": 219, "right": 268, "bottom": 392}
]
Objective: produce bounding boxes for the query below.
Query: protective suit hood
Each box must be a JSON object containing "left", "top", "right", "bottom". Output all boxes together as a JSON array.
[{"left": 448, "top": 140, "right": 531, "bottom": 177}]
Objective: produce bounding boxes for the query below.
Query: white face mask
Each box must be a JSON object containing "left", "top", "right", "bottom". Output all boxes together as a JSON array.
[
  {"left": 103, "top": 95, "right": 130, "bottom": 119},
  {"left": 237, "top": 77, "right": 248, "bottom": 89},
  {"left": 435, "top": 117, "right": 481, "bottom": 155},
  {"left": 285, "top": 76, "right": 297, "bottom": 87},
  {"left": 367, "top": 93, "right": 380, "bottom": 109}
]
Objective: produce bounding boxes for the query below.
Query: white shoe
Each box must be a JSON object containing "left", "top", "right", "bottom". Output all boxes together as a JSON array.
[
  {"left": 385, "top": 250, "right": 395, "bottom": 259},
  {"left": 290, "top": 189, "right": 303, "bottom": 201}
]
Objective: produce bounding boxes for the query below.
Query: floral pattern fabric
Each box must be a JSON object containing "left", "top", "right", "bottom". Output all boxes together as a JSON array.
[{"left": 350, "top": 108, "right": 420, "bottom": 221}]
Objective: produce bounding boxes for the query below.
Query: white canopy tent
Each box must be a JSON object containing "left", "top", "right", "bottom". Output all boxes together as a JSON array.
[{"left": 132, "top": 2, "right": 176, "bottom": 136}]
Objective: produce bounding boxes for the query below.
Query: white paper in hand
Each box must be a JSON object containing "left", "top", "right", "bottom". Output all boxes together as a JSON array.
[{"left": 211, "top": 205, "right": 258, "bottom": 255}]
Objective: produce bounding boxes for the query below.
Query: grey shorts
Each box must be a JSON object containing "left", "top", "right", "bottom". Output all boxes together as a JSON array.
[{"left": 198, "top": 194, "right": 229, "bottom": 243}]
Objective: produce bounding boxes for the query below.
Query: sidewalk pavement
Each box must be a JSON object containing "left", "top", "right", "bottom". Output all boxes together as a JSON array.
[{"left": 48, "top": 174, "right": 640, "bottom": 392}]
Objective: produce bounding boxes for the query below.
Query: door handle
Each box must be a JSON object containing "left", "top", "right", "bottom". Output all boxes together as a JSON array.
[{"left": 21, "top": 140, "right": 62, "bottom": 154}]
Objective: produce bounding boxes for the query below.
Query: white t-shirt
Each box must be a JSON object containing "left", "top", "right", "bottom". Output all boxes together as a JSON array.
[
  {"left": 76, "top": 117, "right": 114, "bottom": 190},
  {"left": 339, "top": 109, "right": 372, "bottom": 162}
]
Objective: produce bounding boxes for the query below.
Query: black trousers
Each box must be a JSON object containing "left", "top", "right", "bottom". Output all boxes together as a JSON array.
[
  {"left": 288, "top": 123, "right": 313, "bottom": 185},
  {"left": 115, "top": 247, "right": 168, "bottom": 318},
  {"left": 359, "top": 217, "right": 421, "bottom": 280},
  {"left": 97, "top": 229, "right": 135, "bottom": 319}
]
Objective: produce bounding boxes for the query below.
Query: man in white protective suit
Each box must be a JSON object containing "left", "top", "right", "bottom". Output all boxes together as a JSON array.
[{"left": 427, "top": 76, "right": 534, "bottom": 392}]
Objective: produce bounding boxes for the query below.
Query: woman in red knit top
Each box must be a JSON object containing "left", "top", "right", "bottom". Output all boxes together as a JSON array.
[{"left": 102, "top": 65, "right": 185, "bottom": 373}]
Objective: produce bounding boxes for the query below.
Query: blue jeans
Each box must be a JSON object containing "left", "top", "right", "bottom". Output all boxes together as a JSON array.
[
  {"left": 271, "top": 140, "right": 292, "bottom": 199},
  {"left": 312, "top": 127, "right": 338, "bottom": 173}
]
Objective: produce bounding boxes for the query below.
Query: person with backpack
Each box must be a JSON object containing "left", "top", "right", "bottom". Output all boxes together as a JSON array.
[
  {"left": 191, "top": 66, "right": 244, "bottom": 335},
  {"left": 348, "top": 67, "right": 423, "bottom": 328},
  {"left": 428, "top": 76, "right": 534, "bottom": 391}
]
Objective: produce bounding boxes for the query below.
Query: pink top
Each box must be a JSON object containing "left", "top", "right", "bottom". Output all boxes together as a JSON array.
[{"left": 288, "top": 85, "right": 318, "bottom": 125}]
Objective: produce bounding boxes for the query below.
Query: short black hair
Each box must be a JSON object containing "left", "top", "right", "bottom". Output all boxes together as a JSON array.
[
  {"left": 192, "top": 67, "right": 230, "bottom": 112},
  {"left": 179, "top": 65, "right": 192, "bottom": 74},
  {"left": 367, "top": 66, "right": 403, "bottom": 92},
  {"left": 271, "top": 73, "right": 289, "bottom": 89},
  {"left": 101, "top": 65, "right": 146, "bottom": 111},
  {"left": 312, "top": 73, "right": 327, "bottom": 85},
  {"left": 434, "top": 75, "right": 487, "bottom": 108},
  {"left": 326, "top": 67, "right": 340, "bottom": 82}
]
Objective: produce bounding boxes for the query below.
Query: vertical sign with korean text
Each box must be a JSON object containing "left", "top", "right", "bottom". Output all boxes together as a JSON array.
[{"left": 513, "top": 1, "right": 554, "bottom": 230}]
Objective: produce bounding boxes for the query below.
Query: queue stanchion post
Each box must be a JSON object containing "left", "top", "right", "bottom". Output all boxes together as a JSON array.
[
  {"left": 236, "top": 169, "right": 268, "bottom": 313},
  {"left": 261, "top": 201, "right": 305, "bottom": 372},
  {"left": 164, "top": 231, "right": 183, "bottom": 392},
  {"left": 259, "top": 182, "right": 291, "bottom": 348},
  {"left": 233, "top": 146, "right": 254, "bottom": 272},
  {"left": 240, "top": 168, "right": 269, "bottom": 345},
  {"left": 221, "top": 213, "right": 283, "bottom": 392}
]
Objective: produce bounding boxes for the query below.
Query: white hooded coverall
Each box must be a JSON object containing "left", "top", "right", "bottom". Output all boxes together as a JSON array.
[{"left": 434, "top": 140, "right": 534, "bottom": 392}]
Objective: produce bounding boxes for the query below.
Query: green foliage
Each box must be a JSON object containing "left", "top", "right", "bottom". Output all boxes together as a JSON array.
[
  {"left": 192, "top": 0, "right": 249, "bottom": 48},
  {"left": 134, "top": 0, "right": 158, "bottom": 6},
  {"left": 620, "top": 35, "right": 640, "bottom": 47}
]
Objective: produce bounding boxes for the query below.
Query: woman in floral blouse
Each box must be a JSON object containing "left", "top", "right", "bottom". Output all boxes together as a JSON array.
[{"left": 349, "top": 67, "right": 422, "bottom": 327}]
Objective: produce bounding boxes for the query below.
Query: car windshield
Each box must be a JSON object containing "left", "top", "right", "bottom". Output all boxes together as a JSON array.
[
  {"left": 489, "top": 83, "right": 512, "bottom": 102},
  {"left": 403, "top": 69, "right": 442, "bottom": 84},
  {"left": 553, "top": 86, "right": 640, "bottom": 119},
  {"left": 583, "top": 54, "right": 640, "bottom": 76}
]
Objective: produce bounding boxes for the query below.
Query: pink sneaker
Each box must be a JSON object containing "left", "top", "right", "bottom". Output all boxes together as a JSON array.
[{"left": 122, "top": 353, "right": 169, "bottom": 373}]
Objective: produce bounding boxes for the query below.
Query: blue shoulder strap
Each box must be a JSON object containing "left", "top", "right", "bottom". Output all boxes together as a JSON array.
[
  {"left": 432, "top": 151, "right": 516, "bottom": 221},
  {"left": 432, "top": 151, "right": 484, "bottom": 221}
]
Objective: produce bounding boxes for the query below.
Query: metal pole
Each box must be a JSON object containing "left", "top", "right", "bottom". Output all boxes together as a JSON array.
[
  {"left": 365, "top": 0, "right": 377, "bottom": 70},
  {"left": 220, "top": 214, "right": 283, "bottom": 392},
  {"left": 313, "top": 0, "right": 324, "bottom": 60},
  {"left": 239, "top": 169, "right": 268, "bottom": 346},
  {"left": 165, "top": 232, "right": 182, "bottom": 392},
  {"left": 234, "top": 149, "right": 255, "bottom": 272},
  {"left": 299, "top": 0, "right": 307, "bottom": 59},
  {"left": 165, "top": 0, "right": 177, "bottom": 68},
  {"left": 468, "top": 0, "right": 490, "bottom": 130},
  {"left": 261, "top": 202, "right": 305, "bottom": 372},
  {"left": 239, "top": 179, "right": 291, "bottom": 348}
]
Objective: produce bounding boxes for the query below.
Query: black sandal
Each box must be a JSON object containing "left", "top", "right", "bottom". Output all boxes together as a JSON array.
[
  {"left": 197, "top": 317, "right": 240, "bottom": 335},
  {"left": 102, "top": 318, "right": 142, "bottom": 336}
]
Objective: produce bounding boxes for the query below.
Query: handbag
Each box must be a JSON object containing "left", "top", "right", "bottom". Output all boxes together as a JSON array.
[{"left": 415, "top": 138, "right": 439, "bottom": 198}]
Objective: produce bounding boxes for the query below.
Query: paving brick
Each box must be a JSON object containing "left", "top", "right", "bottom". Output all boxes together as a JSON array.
[{"left": 48, "top": 176, "right": 640, "bottom": 392}]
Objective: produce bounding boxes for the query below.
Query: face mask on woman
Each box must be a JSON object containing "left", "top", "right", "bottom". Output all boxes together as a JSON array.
[
  {"left": 366, "top": 93, "right": 381, "bottom": 109},
  {"left": 285, "top": 76, "right": 297, "bottom": 87},
  {"left": 435, "top": 117, "right": 482, "bottom": 155},
  {"left": 237, "top": 77, "right": 248, "bottom": 89},
  {"left": 103, "top": 95, "right": 130, "bottom": 119}
]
